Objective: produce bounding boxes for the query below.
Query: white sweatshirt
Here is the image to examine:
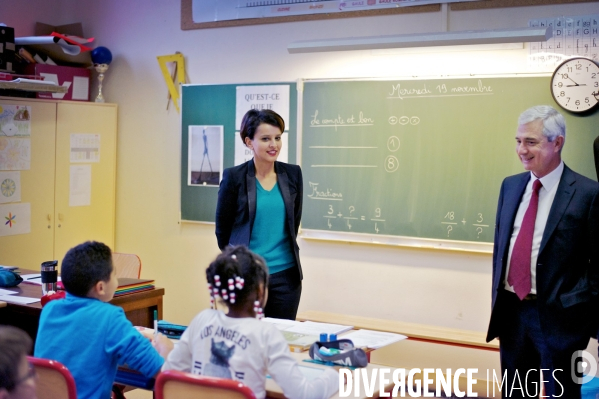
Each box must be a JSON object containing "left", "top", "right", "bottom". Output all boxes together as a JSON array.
[{"left": 163, "top": 309, "right": 339, "bottom": 399}]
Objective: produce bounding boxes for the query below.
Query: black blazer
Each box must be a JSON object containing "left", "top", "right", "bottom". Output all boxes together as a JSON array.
[
  {"left": 487, "top": 165, "right": 599, "bottom": 345},
  {"left": 215, "top": 160, "right": 303, "bottom": 279}
]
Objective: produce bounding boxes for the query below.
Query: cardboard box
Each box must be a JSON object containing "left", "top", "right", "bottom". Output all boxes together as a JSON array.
[
  {"left": 24, "top": 64, "right": 90, "bottom": 101},
  {"left": 0, "top": 26, "right": 15, "bottom": 72}
]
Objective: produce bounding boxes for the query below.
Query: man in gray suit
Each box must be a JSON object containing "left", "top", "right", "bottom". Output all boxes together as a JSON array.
[{"left": 487, "top": 105, "right": 599, "bottom": 398}]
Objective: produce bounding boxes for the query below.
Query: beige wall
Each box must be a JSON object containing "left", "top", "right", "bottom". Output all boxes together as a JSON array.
[{"left": 4, "top": 1, "right": 599, "bottom": 334}]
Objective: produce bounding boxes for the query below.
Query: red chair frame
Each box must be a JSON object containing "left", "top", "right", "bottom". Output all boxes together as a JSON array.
[
  {"left": 155, "top": 370, "right": 256, "bottom": 399},
  {"left": 28, "top": 356, "right": 77, "bottom": 399}
]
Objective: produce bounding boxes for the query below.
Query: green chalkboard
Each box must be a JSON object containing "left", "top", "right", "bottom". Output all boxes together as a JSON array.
[
  {"left": 181, "top": 83, "right": 297, "bottom": 222},
  {"left": 300, "top": 77, "right": 599, "bottom": 251}
]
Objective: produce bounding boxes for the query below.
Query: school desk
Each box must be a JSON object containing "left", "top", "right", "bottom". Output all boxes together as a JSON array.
[
  {"left": 297, "top": 310, "right": 501, "bottom": 398},
  {"left": 297, "top": 310, "right": 498, "bottom": 350},
  {"left": 116, "top": 350, "right": 400, "bottom": 399},
  {"left": 0, "top": 269, "right": 164, "bottom": 341}
]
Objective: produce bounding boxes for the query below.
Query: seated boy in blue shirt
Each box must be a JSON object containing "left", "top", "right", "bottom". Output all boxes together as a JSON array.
[{"left": 34, "top": 241, "right": 173, "bottom": 399}]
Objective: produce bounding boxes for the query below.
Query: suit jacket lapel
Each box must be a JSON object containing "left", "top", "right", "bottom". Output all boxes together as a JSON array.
[
  {"left": 247, "top": 161, "right": 257, "bottom": 232},
  {"left": 275, "top": 163, "right": 294, "bottom": 235},
  {"left": 539, "top": 165, "right": 576, "bottom": 254}
]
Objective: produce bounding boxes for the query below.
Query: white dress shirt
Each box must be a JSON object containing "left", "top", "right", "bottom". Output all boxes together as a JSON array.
[{"left": 504, "top": 161, "right": 564, "bottom": 294}]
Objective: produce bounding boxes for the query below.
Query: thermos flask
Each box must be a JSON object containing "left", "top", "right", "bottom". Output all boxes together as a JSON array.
[{"left": 41, "top": 260, "right": 58, "bottom": 295}]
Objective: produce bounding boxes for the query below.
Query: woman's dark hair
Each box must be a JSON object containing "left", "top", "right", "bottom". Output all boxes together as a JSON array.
[
  {"left": 206, "top": 245, "right": 269, "bottom": 307},
  {"left": 61, "top": 241, "right": 113, "bottom": 297},
  {"left": 239, "top": 109, "right": 285, "bottom": 144},
  {"left": 0, "top": 326, "right": 32, "bottom": 392}
]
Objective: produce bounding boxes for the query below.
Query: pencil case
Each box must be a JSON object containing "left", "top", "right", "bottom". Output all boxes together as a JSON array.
[
  {"left": 309, "top": 339, "right": 368, "bottom": 368},
  {"left": 157, "top": 320, "right": 187, "bottom": 339},
  {"left": 0, "top": 269, "right": 22, "bottom": 287}
]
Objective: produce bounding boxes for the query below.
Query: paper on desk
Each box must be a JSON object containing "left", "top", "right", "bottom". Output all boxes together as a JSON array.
[
  {"left": 20, "top": 274, "right": 62, "bottom": 286},
  {"left": 285, "top": 321, "right": 353, "bottom": 336},
  {"left": 0, "top": 265, "right": 19, "bottom": 270},
  {"left": 263, "top": 317, "right": 304, "bottom": 331},
  {"left": 0, "top": 289, "right": 18, "bottom": 295},
  {"left": 0, "top": 295, "right": 40, "bottom": 304},
  {"left": 341, "top": 329, "right": 407, "bottom": 349}
]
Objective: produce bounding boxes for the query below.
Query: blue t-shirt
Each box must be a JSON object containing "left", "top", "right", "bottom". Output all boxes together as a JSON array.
[
  {"left": 34, "top": 293, "right": 164, "bottom": 399},
  {"left": 249, "top": 180, "right": 295, "bottom": 274}
]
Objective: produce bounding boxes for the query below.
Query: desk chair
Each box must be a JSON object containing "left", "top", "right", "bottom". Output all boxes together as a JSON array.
[
  {"left": 112, "top": 252, "right": 142, "bottom": 279},
  {"left": 28, "top": 356, "right": 77, "bottom": 399},
  {"left": 155, "top": 370, "right": 256, "bottom": 399}
]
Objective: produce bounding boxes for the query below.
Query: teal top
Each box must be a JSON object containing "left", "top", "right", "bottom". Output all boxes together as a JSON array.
[{"left": 249, "top": 180, "right": 295, "bottom": 274}]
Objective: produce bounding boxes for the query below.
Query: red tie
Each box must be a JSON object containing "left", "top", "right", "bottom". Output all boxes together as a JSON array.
[{"left": 508, "top": 179, "right": 543, "bottom": 300}]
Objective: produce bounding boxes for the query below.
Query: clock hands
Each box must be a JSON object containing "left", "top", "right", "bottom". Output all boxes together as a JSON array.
[{"left": 565, "top": 76, "right": 586, "bottom": 87}]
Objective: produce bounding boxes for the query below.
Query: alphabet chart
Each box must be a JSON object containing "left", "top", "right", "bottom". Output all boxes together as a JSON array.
[{"left": 528, "top": 14, "right": 599, "bottom": 69}]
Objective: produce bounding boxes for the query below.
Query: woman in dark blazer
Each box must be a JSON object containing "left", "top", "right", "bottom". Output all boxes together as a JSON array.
[{"left": 215, "top": 109, "right": 303, "bottom": 320}]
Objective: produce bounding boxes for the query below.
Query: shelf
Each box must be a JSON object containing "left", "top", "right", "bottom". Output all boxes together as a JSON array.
[{"left": 0, "top": 81, "right": 68, "bottom": 93}]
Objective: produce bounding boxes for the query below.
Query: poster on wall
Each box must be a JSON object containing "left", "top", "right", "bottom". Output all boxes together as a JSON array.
[
  {"left": 69, "top": 165, "right": 92, "bottom": 207},
  {"left": 188, "top": 125, "right": 223, "bottom": 186},
  {"left": 235, "top": 85, "right": 290, "bottom": 166},
  {"left": 0, "top": 202, "right": 30, "bottom": 237},
  {"left": 70, "top": 134, "right": 100, "bottom": 163},
  {"left": 192, "top": 0, "right": 475, "bottom": 24},
  {"left": 235, "top": 85, "right": 290, "bottom": 130},
  {"left": 0, "top": 104, "right": 31, "bottom": 137},
  {"left": 0, "top": 171, "right": 21, "bottom": 204},
  {"left": 0, "top": 138, "right": 31, "bottom": 170},
  {"left": 528, "top": 13, "right": 599, "bottom": 69}
]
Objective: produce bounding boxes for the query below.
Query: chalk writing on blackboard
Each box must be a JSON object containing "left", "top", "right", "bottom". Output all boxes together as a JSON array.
[
  {"left": 319, "top": 201, "right": 386, "bottom": 233},
  {"left": 442, "top": 211, "right": 491, "bottom": 238},
  {"left": 310, "top": 110, "right": 374, "bottom": 129},
  {"left": 387, "top": 136, "right": 400, "bottom": 152},
  {"left": 308, "top": 182, "right": 343, "bottom": 200},
  {"left": 388, "top": 116, "right": 420, "bottom": 125},
  {"left": 388, "top": 80, "right": 494, "bottom": 99}
]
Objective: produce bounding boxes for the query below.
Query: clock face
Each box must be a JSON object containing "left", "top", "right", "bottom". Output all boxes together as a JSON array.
[{"left": 550, "top": 57, "right": 599, "bottom": 113}]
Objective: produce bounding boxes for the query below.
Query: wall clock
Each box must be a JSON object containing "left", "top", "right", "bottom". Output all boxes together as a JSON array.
[{"left": 550, "top": 57, "right": 599, "bottom": 113}]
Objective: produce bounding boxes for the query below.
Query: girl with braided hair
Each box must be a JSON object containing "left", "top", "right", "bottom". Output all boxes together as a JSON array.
[{"left": 163, "top": 246, "right": 338, "bottom": 399}]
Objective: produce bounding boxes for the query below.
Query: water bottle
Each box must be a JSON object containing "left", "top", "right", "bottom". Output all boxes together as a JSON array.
[{"left": 41, "top": 260, "right": 58, "bottom": 295}]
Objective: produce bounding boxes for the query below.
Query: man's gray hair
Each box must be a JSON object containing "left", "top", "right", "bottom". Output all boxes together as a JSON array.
[{"left": 518, "top": 105, "right": 566, "bottom": 144}]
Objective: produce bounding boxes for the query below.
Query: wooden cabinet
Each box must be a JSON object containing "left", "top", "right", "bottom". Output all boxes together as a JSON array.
[{"left": 0, "top": 98, "right": 117, "bottom": 270}]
